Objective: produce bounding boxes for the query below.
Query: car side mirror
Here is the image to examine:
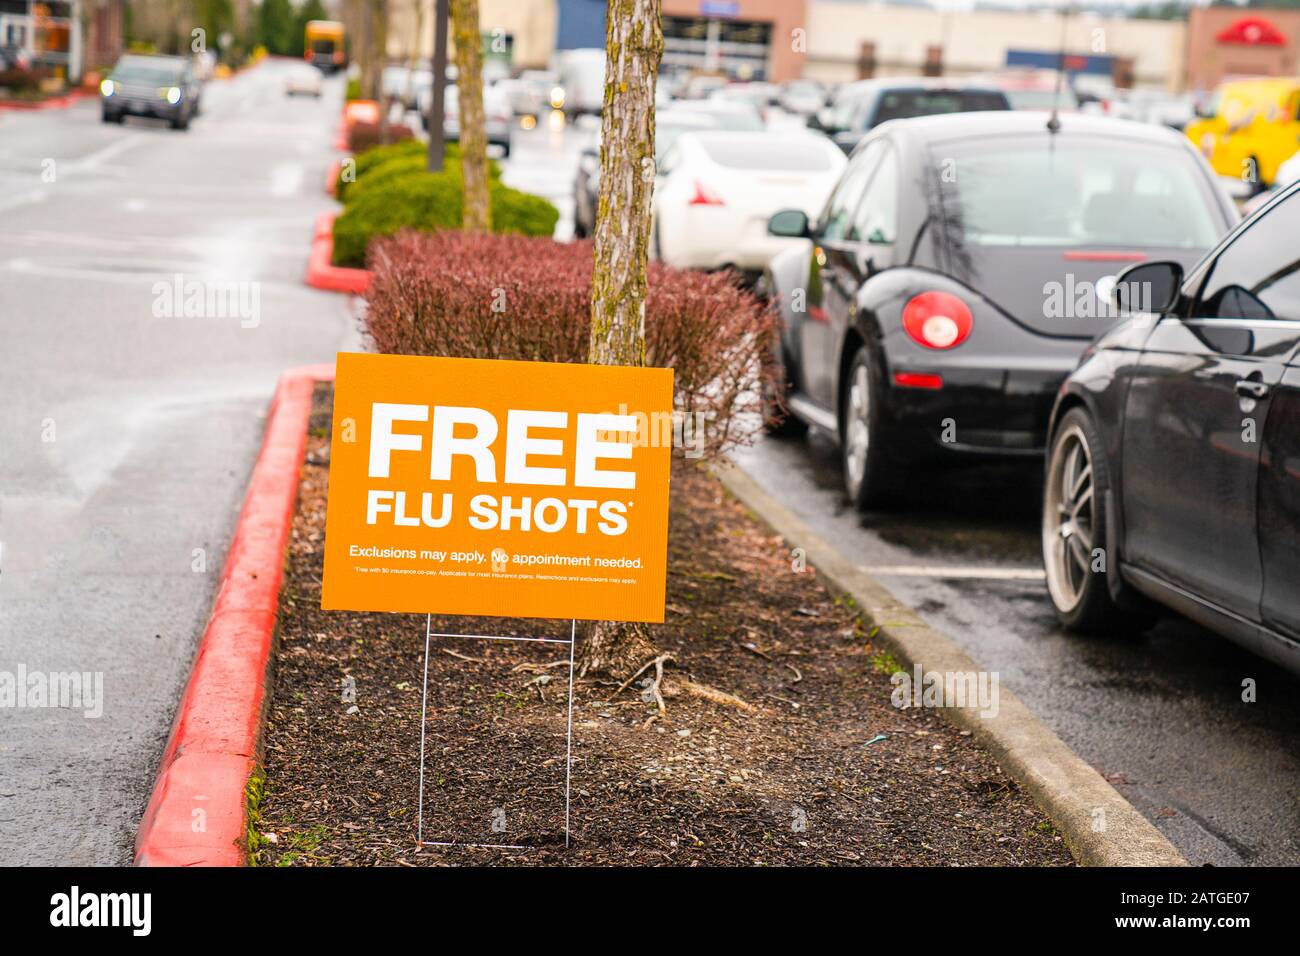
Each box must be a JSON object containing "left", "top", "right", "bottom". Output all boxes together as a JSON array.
[
  {"left": 768, "top": 209, "right": 810, "bottom": 239},
  {"left": 1112, "top": 260, "right": 1183, "bottom": 315}
]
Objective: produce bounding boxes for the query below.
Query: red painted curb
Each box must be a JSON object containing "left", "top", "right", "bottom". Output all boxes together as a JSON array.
[
  {"left": 305, "top": 210, "right": 372, "bottom": 295},
  {"left": 326, "top": 158, "right": 342, "bottom": 196},
  {"left": 0, "top": 88, "right": 96, "bottom": 112},
  {"left": 135, "top": 363, "right": 335, "bottom": 866}
]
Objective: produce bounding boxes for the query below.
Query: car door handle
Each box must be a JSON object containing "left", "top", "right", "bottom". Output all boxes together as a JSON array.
[{"left": 1235, "top": 379, "right": 1270, "bottom": 399}]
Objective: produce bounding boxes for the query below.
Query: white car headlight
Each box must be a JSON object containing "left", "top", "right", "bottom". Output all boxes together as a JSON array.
[
  {"left": 100, "top": 78, "right": 115, "bottom": 96},
  {"left": 165, "top": 86, "right": 181, "bottom": 104}
]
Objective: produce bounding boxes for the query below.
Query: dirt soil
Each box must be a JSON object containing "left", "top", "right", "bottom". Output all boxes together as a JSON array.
[{"left": 253, "top": 383, "right": 1075, "bottom": 866}]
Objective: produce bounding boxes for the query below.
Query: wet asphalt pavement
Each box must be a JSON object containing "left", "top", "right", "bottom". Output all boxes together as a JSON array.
[
  {"left": 0, "top": 61, "right": 358, "bottom": 864},
  {"left": 735, "top": 431, "right": 1300, "bottom": 866}
]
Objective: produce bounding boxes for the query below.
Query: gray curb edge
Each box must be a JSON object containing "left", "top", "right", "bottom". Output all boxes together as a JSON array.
[{"left": 714, "top": 459, "right": 1187, "bottom": 867}]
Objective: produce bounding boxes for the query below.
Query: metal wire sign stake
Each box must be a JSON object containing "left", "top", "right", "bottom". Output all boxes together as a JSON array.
[{"left": 416, "top": 615, "right": 577, "bottom": 850}]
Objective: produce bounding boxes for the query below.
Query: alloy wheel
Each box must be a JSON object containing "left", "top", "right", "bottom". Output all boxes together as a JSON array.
[{"left": 1043, "top": 422, "right": 1096, "bottom": 612}]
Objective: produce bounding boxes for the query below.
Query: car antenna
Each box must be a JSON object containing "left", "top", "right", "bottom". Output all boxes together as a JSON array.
[{"left": 1047, "top": 4, "right": 1070, "bottom": 134}]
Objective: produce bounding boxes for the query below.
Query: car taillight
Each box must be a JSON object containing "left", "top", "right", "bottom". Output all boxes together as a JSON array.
[
  {"left": 902, "top": 291, "right": 973, "bottom": 350},
  {"left": 688, "top": 181, "right": 725, "bottom": 206}
]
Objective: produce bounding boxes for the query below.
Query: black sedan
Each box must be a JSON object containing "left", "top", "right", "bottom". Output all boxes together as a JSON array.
[
  {"left": 1042, "top": 181, "right": 1300, "bottom": 674},
  {"left": 761, "top": 112, "right": 1238, "bottom": 507}
]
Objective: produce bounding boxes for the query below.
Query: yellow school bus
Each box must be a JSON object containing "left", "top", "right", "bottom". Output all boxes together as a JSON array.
[{"left": 304, "top": 20, "right": 346, "bottom": 73}]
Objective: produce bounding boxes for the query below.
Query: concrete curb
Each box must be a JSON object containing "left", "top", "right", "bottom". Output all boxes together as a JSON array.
[
  {"left": 714, "top": 460, "right": 1188, "bottom": 867},
  {"left": 305, "top": 210, "right": 370, "bottom": 295},
  {"left": 135, "top": 363, "right": 335, "bottom": 866}
]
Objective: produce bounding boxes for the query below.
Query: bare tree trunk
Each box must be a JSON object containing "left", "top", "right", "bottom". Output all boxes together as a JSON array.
[
  {"left": 356, "top": 0, "right": 375, "bottom": 101},
  {"left": 588, "top": 0, "right": 662, "bottom": 366},
  {"left": 368, "top": 0, "right": 388, "bottom": 103},
  {"left": 450, "top": 0, "right": 490, "bottom": 232},
  {"left": 579, "top": 0, "right": 664, "bottom": 678}
]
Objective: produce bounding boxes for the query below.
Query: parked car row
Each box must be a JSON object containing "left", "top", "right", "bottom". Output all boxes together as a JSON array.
[{"left": 744, "top": 102, "right": 1300, "bottom": 675}]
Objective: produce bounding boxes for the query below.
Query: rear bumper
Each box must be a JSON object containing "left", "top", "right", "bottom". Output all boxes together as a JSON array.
[{"left": 884, "top": 364, "right": 1071, "bottom": 459}]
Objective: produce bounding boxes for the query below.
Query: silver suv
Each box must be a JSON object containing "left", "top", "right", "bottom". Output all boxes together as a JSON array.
[{"left": 101, "top": 55, "right": 201, "bottom": 130}]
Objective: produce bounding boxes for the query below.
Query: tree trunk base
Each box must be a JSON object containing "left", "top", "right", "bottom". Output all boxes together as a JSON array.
[{"left": 577, "top": 620, "right": 657, "bottom": 679}]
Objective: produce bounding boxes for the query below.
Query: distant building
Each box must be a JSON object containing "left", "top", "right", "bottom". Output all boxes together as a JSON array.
[
  {"left": 392, "top": 0, "right": 808, "bottom": 80},
  {"left": 1185, "top": 7, "right": 1300, "bottom": 93},
  {"left": 0, "top": 0, "right": 124, "bottom": 82},
  {"left": 804, "top": 3, "right": 1185, "bottom": 91},
  {"left": 388, "top": 0, "right": 1222, "bottom": 92}
]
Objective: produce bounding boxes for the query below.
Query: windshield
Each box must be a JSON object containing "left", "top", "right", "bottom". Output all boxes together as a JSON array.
[
  {"left": 937, "top": 135, "right": 1221, "bottom": 249},
  {"left": 656, "top": 119, "right": 716, "bottom": 162},
  {"left": 113, "top": 58, "right": 184, "bottom": 84},
  {"left": 676, "top": 103, "right": 763, "bottom": 131},
  {"left": 1004, "top": 88, "right": 1079, "bottom": 111},
  {"left": 873, "top": 90, "right": 1007, "bottom": 125},
  {"left": 699, "top": 136, "right": 833, "bottom": 171}
]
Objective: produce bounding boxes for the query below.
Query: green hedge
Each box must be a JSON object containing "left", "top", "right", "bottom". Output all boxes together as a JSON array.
[
  {"left": 332, "top": 173, "right": 559, "bottom": 268},
  {"left": 347, "top": 151, "right": 502, "bottom": 204},
  {"left": 335, "top": 139, "right": 424, "bottom": 200}
]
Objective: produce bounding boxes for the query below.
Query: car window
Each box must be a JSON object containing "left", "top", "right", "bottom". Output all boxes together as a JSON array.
[
  {"left": 698, "top": 137, "right": 833, "bottom": 171},
  {"left": 1196, "top": 189, "right": 1300, "bottom": 322},
  {"left": 937, "top": 135, "right": 1222, "bottom": 249},
  {"left": 829, "top": 90, "right": 866, "bottom": 130},
  {"left": 847, "top": 145, "right": 898, "bottom": 243},
  {"left": 870, "top": 90, "right": 1007, "bottom": 126},
  {"left": 818, "top": 140, "right": 884, "bottom": 240}
]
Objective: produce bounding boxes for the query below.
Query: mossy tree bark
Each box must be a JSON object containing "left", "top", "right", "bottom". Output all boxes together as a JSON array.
[
  {"left": 579, "top": 0, "right": 664, "bottom": 678},
  {"left": 451, "top": 0, "right": 490, "bottom": 232}
]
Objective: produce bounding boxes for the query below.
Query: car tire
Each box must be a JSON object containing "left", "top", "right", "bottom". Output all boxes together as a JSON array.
[
  {"left": 840, "top": 343, "right": 897, "bottom": 509},
  {"left": 101, "top": 110, "right": 120, "bottom": 124},
  {"left": 171, "top": 113, "right": 189, "bottom": 131},
  {"left": 1041, "top": 406, "right": 1150, "bottom": 633}
]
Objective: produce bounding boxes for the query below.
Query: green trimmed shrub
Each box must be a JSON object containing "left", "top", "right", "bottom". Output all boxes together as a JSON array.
[
  {"left": 331, "top": 173, "right": 559, "bottom": 268},
  {"left": 346, "top": 151, "right": 502, "bottom": 204},
  {"left": 336, "top": 138, "right": 425, "bottom": 200}
]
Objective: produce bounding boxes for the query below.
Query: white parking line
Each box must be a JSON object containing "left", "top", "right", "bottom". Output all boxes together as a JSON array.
[{"left": 862, "top": 565, "right": 1047, "bottom": 581}]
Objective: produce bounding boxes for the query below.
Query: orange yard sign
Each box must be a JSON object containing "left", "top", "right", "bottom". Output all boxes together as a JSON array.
[{"left": 321, "top": 353, "right": 674, "bottom": 623}]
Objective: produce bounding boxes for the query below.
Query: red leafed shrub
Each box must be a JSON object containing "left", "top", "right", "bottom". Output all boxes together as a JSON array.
[
  {"left": 363, "top": 230, "right": 779, "bottom": 459},
  {"left": 347, "top": 120, "right": 415, "bottom": 153}
]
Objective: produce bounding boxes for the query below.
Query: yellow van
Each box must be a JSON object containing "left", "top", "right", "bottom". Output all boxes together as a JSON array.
[{"left": 1186, "top": 78, "right": 1300, "bottom": 188}]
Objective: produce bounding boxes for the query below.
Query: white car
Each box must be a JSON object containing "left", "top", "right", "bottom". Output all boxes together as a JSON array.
[
  {"left": 652, "top": 130, "right": 846, "bottom": 275},
  {"left": 285, "top": 64, "right": 323, "bottom": 97}
]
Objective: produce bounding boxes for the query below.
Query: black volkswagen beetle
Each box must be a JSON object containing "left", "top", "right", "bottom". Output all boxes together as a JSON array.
[
  {"left": 761, "top": 111, "right": 1238, "bottom": 507},
  {"left": 1042, "top": 180, "right": 1300, "bottom": 674}
]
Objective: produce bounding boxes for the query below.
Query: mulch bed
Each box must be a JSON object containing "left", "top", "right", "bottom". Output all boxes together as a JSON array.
[{"left": 253, "top": 383, "right": 1074, "bottom": 866}]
